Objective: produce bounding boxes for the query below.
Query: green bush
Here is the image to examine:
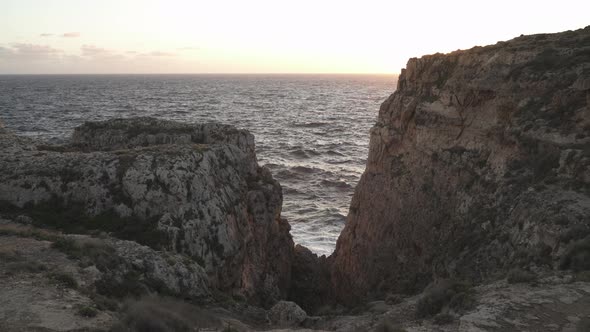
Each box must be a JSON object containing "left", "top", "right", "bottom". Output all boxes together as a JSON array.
[
  {"left": 48, "top": 271, "right": 78, "bottom": 289},
  {"left": 77, "top": 305, "right": 98, "bottom": 318},
  {"left": 506, "top": 268, "right": 537, "bottom": 284},
  {"left": 415, "top": 279, "right": 475, "bottom": 318}
]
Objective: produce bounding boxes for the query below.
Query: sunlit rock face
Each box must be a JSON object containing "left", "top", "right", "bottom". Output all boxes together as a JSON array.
[
  {"left": 0, "top": 117, "right": 293, "bottom": 305},
  {"left": 330, "top": 26, "right": 590, "bottom": 305}
]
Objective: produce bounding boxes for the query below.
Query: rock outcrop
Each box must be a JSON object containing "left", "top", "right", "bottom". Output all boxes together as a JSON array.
[
  {"left": 330, "top": 26, "right": 590, "bottom": 305},
  {"left": 0, "top": 117, "right": 293, "bottom": 305}
]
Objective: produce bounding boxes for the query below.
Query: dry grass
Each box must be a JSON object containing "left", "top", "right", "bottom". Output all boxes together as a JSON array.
[
  {"left": 0, "top": 223, "right": 60, "bottom": 242},
  {"left": 111, "top": 296, "right": 223, "bottom": 332}
]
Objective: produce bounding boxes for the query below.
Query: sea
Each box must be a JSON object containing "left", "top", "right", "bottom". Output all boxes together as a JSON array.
[{"left": 0, "top": 74, "right": 396, "bottom": 256}]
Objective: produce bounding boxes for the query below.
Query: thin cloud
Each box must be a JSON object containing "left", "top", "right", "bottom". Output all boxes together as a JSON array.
[
  {"left": 40, "top": 33, "right": 54, "bottom": 37},
  {"left": 2, "top": 43, "right": 63, "bottom": 60},
  {"left": 80, "top": 44, "right": 126, "bottom": 61},
  {"left": 145, "top": 51, "right": 176, "bottom": 57},
  {"left": 178, "top": 46, "right": 201, "bottom": 51},
  {"left": 62, "top": 32, "right": 81, "bottom": 38},
  {"left": 81, "top": 45, "right": 110, "bottom": 57}
]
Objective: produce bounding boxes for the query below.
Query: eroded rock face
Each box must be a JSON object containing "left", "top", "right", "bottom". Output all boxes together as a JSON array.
[
  {"left": 330, "top": 27, "right": 590, "bottom": 305},
  {"left": 0, "top": 117, "right": 293, "bottom": 305}
]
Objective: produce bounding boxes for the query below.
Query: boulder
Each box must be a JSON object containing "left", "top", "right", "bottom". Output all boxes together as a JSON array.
[{"left": 268, "top": 301, "right": 307, "bottom": 327}]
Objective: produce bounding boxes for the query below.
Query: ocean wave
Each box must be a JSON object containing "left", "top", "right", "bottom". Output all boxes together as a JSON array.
[
  {"left": 320, "top": 179, "right": 352, "bottom": 190},
  {"left": 292, "top": 122, "right": 329, "bottom": 128}
]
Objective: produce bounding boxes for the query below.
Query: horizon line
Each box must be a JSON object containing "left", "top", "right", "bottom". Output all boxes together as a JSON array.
[{"left": 0, "top": 72, "right": 400, "bottom": 76}]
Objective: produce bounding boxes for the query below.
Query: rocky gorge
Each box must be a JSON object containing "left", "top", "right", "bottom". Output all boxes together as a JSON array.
[{"left": 1, "top": 26, "right": 590, "bottom": 332}]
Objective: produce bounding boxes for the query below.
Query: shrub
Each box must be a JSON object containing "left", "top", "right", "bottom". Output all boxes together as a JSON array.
[
  {"left": 385, "top": 294, "right": 402, "bottom": 305},
  {"left": 0, "top": 223, "right": 59, "bottom": 242},
  {"left": 560, "top": 236, "right": 590, "bottom": 272},
  {"left": 49, "top": 271, "right": 78, "bottom": 289},
  {"left": 577, "top": 317, "right": 590, "bottom": 332},
  {"left": 574, "top": 271, "right": 590, "bottom": 282},
  {"left": 507, "top": 268, "right": 537, "bottom": 284},
  {"left": 415, "top": 279, "right": 475, "bottom": 318},
  {"left": 51, "top": 236, "right": 122, "bottom": 272},
  {"left": 433, "top": 312, "right": 455, "bottom": 325},
  {"left": 95, "top": 273, "right": 149, "bottom": 299},
  {"left": 77, "top": 305, "right": 98, "bottom": 318},
  {"left": 6, "top": 261, "right": 47, "bottom": 274},
  {"left": 560, "top": 225, "right": 590, "bottom": 244},
  {"left": 91, "top": 294, "right": 119, "bottom": 311},
  {"left": 0, "top": 250, "right": 24, "bottom": 262}
]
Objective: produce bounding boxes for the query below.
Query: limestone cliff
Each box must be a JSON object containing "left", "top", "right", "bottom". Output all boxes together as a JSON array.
[
  {"left": 0, "top": 117, "right": 293, "bottom": 305},
  {"left": 330, "top": 26, "right": 590, "bottom": 305}
]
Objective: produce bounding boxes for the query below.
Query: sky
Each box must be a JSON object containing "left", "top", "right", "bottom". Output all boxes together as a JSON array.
[{"left": 0, "top": 0, "right": 588, "bottom": 74}]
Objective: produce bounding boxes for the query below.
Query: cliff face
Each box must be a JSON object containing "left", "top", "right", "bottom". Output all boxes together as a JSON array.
[
  {"left": 0, "top": 117, "right": 293, "bottom": 305},
  {"left": 331, "top": 27, "right": 590, "bottom": 304}
]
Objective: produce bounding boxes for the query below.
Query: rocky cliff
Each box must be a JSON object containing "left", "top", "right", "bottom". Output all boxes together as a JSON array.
[
  {"left": 0, "top": 117, "right": 293, "bottom": 305},
  {"left": 330, "top": 26, "right": 590, "bottom": 305}
]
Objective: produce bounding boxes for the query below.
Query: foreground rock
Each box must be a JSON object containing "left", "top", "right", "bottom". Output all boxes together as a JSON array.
[
  {"left": 330, "top": 26, "right": 590, "bottom": 305},
  {"left": 309, "top": 272, "right": 590, "bottom": 332},
  {"left": 0, "top": 117, "right": 293, "bottom": 305}
]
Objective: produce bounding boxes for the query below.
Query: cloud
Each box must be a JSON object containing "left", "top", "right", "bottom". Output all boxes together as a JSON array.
[
  {"left": 81, "top": 45, "right": 110, "bottom": 57},
  {"left": 0, "top": 43, "right": 63, "bottom": 61},
  {"left": 62, "top": 32, "right": 80, "bottom": 38},
  {"left": 80, "top": 44, "right": 126, "bottom": 61},
  {"left": 178, "top": 46, "right": 200, "bottom": 51},
  {"left": 40, "top": 33, "right": 54, "bottom": 37},
  {"left": 146, "top": 51, "right": 176, "bottom": 57}
]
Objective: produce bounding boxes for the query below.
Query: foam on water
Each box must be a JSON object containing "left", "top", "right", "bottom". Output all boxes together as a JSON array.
[{"left": 0, "top": 74, "right": 396, "bottom": 256}]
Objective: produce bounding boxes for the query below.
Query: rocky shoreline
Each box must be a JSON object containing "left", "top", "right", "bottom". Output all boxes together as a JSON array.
[{"left": 1, "top": 26, "right": 590, "bottom": 331}]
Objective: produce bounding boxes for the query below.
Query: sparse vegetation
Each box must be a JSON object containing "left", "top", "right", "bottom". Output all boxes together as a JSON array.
[
  {"left": 2, "top": 196, "right": 168, "bottom": 250},
  {"left": 433, "top": 312, "right": 455, "bottom": 325},
  {"left": 507, "top": 268, "right": 537, "bottom": 284},
  {"left": 577, "top": 317, "right": 590, "bottom": 332},
  {"left": 91, "top": 294, "right": 119, "bottom": 311},
  {"left": 77, "top": 305, "right": 98, "bottom": 318},
  {"left": 561, "top": 226, "right": 590, "bottom": 244},
  {"left": 6, "top": 260, "right": 47, "bottom": 274},
  {"left": 560, "top": 236, "right": 590, "bottom": 272},
  {"left": 415, "top": 279, "right": 475, "bottom": 318},
  {"left": 111, "top": 296, "right": 221, "bottom": 332},
  {"left": 385, "top": 294, "right": 402, "bottom": 305},
  {"left": 48, "top": 271, "right": 78, "bottom": 289},
  {"left": 95, "top": 273, "right": 149, "bottom": 299},
  {"left": 0, "top": 223, "right": 60, "bottom": 242},
  {"left": 374, "top": 318, "right": 406, "bottom": 332},
  {"left": 51, "top": 236, "right": 122, "bottom": 271}
]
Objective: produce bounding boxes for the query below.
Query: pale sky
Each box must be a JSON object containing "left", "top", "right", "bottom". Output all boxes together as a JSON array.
[{"left": 0, "top": 0, "right": 588, "bottom": 74}]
